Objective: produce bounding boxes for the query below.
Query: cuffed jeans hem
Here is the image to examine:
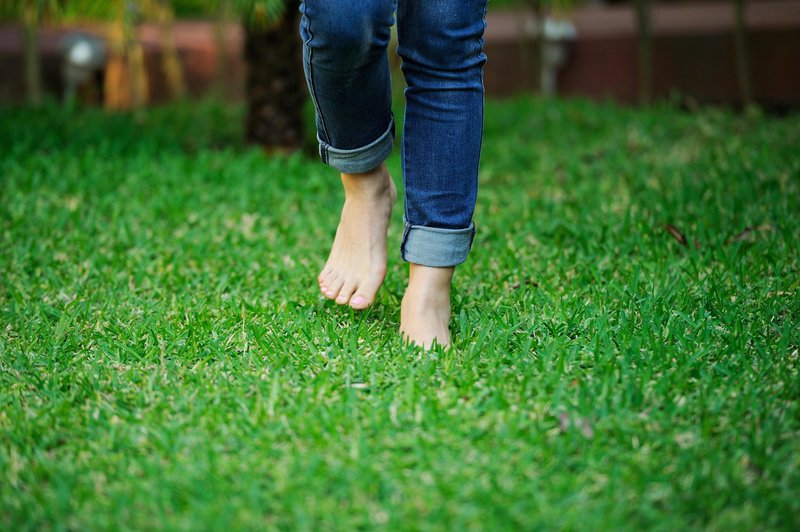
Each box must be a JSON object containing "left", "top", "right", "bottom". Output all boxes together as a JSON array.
[
  {"left": 319, "top": 118, "right": 395, "bottom": 174},
  {"left": 401, "top": 219, "right": 476, "bottom": 267}
]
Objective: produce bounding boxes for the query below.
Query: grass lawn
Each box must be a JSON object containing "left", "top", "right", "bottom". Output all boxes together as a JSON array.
[{"left": 1, "top": 96, "right": 799, "bottom": 530}]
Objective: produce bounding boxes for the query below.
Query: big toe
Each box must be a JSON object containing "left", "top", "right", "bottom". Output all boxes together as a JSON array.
[
  {"left": 349, "top": 275, "right": 385, "bottom": 310},
  {"left": 349, "top": 295, "right": 371, "bottom": 310}
]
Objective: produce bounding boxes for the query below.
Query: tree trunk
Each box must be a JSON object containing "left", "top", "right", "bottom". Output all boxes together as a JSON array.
[
  {"left": 104, "top": 4, "right": 149, "bottom": 110},
  {"left": 734, "top": 0, "right": 752, "bottom": 106},
  {"left": 105, "top": 16, "right": 129, "bottom": 110},
  {"left": 129, "top": 38, "right": 149, "bottom": 108},
  {"left": 534, "top": 2, "right": 547, "bottom": 94},
  {"left": 213, "top": 0, "right": 231, "bottom": 97},
  {"left": 22, "top": 4, "right": 42, "bottom": 106},
  {"left": 635, "top": 0, "right": 653, "bottom": 105},
  {"left": 521, "top": 0, "right": 547, "bottom": 94},
  {"left": 156, "top": 1, "right": 185, "bottom": 100},
  {"left": 244, "top": 1, "right": 305, "bottom": 151}
]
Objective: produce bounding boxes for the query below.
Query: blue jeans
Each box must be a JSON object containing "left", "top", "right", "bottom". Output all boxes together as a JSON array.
[{"left": 299, "top": 0, "right": 488, "bottom": 267}]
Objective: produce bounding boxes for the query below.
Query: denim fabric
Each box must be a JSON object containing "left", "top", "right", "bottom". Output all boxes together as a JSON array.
[
  {"left": 299, "top": 0, "right": 487, "bottom": 267},
  {"left": 402, "top": 218, "right": 476, "bottom": 267}
]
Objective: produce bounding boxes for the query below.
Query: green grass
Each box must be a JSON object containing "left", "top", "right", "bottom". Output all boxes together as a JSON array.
[{"left": 1, "top": 96, "right": 799, "bottom": 530}]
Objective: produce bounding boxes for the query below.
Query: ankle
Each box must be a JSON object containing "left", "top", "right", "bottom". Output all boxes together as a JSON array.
[
  {"left": 404, "top": 264, "right": 454, "bottom": 306},
  {"left": 341, "top": 164, "right": 391, "bottom": 199}
]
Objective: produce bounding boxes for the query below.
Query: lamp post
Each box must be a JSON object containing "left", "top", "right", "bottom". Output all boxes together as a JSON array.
[{"left": 60, "top": 32, "right": 107, "bottom": 105}]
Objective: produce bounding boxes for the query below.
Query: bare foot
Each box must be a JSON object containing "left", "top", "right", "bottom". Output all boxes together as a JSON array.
[
  {"left": 318, "top": 163, "right": 396, "bottom": 310},
  {"left": 400, "top": 264, "right": 455, "bottom": 349}
]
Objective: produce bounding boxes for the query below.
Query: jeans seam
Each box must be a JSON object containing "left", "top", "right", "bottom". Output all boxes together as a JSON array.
[
  {"left": 301, "top": 2, "right": 331, "bottom": 144},
  {"left": 400, "top": 219, "right": 412, "bottom": 259},
  {"left": 470, "top": 222, "right": 476, "bottom": 248},
  {"left": 476, "top": 2, "right": 487, "bottom": 222}
]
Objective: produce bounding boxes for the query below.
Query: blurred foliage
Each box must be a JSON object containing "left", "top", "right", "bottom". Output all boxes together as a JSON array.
[
  {"left": 0, "top": 0, "right": 64, "bottom": 22},
  {"left": 0, "top": 0, "right": 288, "bottom": 25},
  {"left": 234, "top": 0, "right": 287, "bottom": 28},
  {"left": 160, "top": 0, "right": 289, "bottom": 26},
  {"left": 165, "top": 0, "right": 288, "bottom": 22},
  {"left": 0, "top": 0, "right": 571, "bottom": 25},
  {"left": 491, "top": 0, "right": 575, "bottom": 9}
]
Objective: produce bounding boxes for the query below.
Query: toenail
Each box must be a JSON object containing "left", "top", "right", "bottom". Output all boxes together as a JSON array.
[{"left": 351, "top": 296, "right": 368, "bottom": 307}]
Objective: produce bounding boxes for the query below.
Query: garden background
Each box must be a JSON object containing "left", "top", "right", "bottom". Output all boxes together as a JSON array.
[{"left": 1, "top": 0, "right": 799, "bottom": 529}]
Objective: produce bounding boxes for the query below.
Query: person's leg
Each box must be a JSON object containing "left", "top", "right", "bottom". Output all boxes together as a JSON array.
[
  {"left": 396, "top": 0, "right": 488, "bottom": 348},
  {"left": 300, "top": 0, "right": 397, "bottom": 309}
]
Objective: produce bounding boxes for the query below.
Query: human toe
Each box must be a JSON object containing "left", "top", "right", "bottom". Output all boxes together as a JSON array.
[
  {"left": 349, "top": 276, "right": 383, "bottom": 310},
  {"left": 323, "top": 276, "right": 344, "bottom": 300},
  {"left": 335, "top": 281, "right": 357, "bottom": 305}
]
